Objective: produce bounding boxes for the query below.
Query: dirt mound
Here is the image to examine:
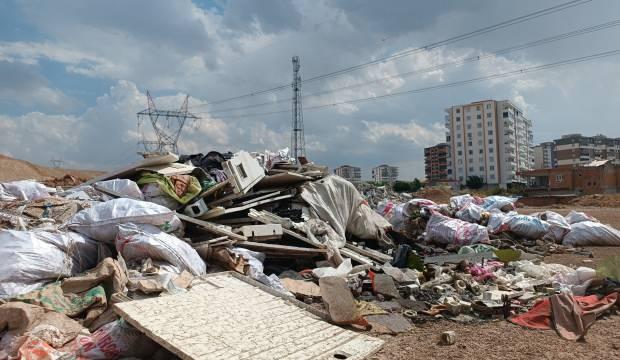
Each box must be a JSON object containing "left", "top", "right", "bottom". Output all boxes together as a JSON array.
[
  {"left": 0, "top": 154, "right": 103, "bottom": 183},
  {"left": 569, "top": 193, "right": 620, "bottom": 207},
  {"left": 415, "top": 186, "right": 452, "bottom": 204}
]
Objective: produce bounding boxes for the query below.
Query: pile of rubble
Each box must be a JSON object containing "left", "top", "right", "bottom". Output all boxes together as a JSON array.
[{"left": 0, "top": 149, "right": 619, "bottom": 358}]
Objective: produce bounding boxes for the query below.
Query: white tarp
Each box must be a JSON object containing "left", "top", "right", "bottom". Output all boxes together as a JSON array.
[
  {"left": 563, "top": 221, "right": 620, "bottom": 247},
  {"left": 425, "top": 213, "right": 489, "bottom": 246},
  {"left": 301, "top": 175, "right": 391, "bottom": 247},
  {"left": 69, "top": 198, "right": 181, "bottom": 243},
  {"left": 0, "top": 230, "right": 100, "bottom": 298},
  {"left": 116, "top": 223, "right": 206, "bottom": 276}
]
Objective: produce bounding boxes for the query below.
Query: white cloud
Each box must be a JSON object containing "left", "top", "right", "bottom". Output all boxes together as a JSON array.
[{"left": 362, "top": 120, "right": 444, "bottom": 146}]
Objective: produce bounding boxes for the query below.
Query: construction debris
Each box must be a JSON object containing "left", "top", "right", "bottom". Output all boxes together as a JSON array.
[{"left": 1, "top": 149, "right": 619, "bottom": 359}]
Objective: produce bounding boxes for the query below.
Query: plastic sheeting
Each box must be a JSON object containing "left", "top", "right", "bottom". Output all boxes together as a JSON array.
[
  {"left": 425, "top": 213, "right": 489, "bottom": 246},
  {"left": 68, "top": 198, "right": 182, "bottom": 243},
  {"left": 378, "top": 198, "right": 436, "bottom": 232},
  {"left": 488, "top": 212, "right": 549, "bottom": 239},
  {"left": 562, "top": 221, "right": 620, "bottom": 246},
  {"left": 0, "top": 230, "right": 101, "bottom": 298},
  {"left": 449, "top": 194, "right": 483, "bottom": 210},
  {"left": 1, "top": 180, "right": 50, "bottom": 201},
  {"left": 230, "top": 248, "right": 292, "bottom": 296},
  {"left": 538, "top": 211, "right": 571, "bottom": 243},
  {"left": 95, "top": 179, "right": 144, "bottom": 201},
  {"left": 455, "top": 203, "right": 485, "bottom": 223},
  {"left": 481, "top": 196, "right": 516, "bottom": 211},
  {"left": 301, "top": 175, "right": 392, "bottom": 247},
  {"left": 116, "top": 223, "right": 206, "bottom": 276}
]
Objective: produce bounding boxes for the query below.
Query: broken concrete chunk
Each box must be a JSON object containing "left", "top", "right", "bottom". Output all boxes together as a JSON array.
[{"left": 373, "top": 273, "right": 401, "bottom": 299}]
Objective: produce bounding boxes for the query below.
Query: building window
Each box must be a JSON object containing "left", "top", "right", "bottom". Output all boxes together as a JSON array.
[
  {"left": 478, "top": 140, "right": 483, "bottom": 145},
  {"left": 459, "top": 176, "right": 463, "bottom": 181},
  {"left": 467, "top": 124, "right": 471, "bottom": 129},
  {"left": 468, "top": 158, "right": 473, "bottom": 163},
  {"left": 488, "top": 130, "right": 493, "bottom": 135},
  {"left": 556, "top": 175, "right": 564, "bottom": 182},
  {"left": 456, "top": 125, "right": 461, "bottom": 130},
  {"left": 466, "top": 115, "right": 471, "bottom": 121},
  {"left": 489, "top": 148, "right": 494, "bottom": 153},
  {"left": 468, "top": 150, "right": 473, "bottom": 155},
  {"left": 487, "top": 112, "right": 492, "bottom": 118},
  {"left": 503, "top": 112, "right": 509, "bottom": 118},
  {"left": 458, "top": 159, "right": 463, "bottom": 164},
  {"left": 457, "top": 150, "right": 462, "bottom": 155},
  {"left": 489, "top": 139, "right": 494, "bottom": 144},
  {"left": 487, "top": 121, "right": 493, "bottom": 127},
  {"left": 477, "top": 114, "right": 482, "bottom": 120},
  {"left": 486, "top": 104, "right": 491, "bottom": 109},
  {"left": 446, "top": 135, "right": 451, "bottom": 141},
  {"left": 490, "top": 156, "right": 494, "bottom": 162},
  {"left": 477, "top": 131, "right": 482, "bottom": 136},
  {"left": 476, "top": 106, "right": 481, "bottom": 111},
  {"left": 457, "top": 142, "right": 462, "bottom": 147},
  {"left": 490, "top": 174, "right": 495, "bottom": 180},
  {"left": 456, "top": 109, "right": 461, "bottom": 113},
  {"left": 457, "top": 133, "right": 462, "bottom": 138},
  {"left": 468, "top": 141, "right": 473, "bottom": 146},
  {"left": 490, "top": 165, "right": 495, "bottom": 170},
  {"left": 477, "top": 123, "right": 482, "bottom": 129},
  {"left": 479, "top": 157, "right": 483, "bottom": 162},
  {"left": 479, "top": 166, "right": 484, "bottom": 171},
  {"left": 456, "top": 116, "right": 461, "bottom": 121},
  {"left": 467, "top": 133, "right": 472, "bottom": 138},
  {"left": 469, "top": 167, "right": 474, "bottom": 172}
]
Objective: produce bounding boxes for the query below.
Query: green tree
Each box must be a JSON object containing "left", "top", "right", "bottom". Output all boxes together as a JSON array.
[
  {"left": 392, "top": 181, "right": 410, "bottom": 192},
  {"left": 466, "top": 175, "right": 485, "bottom": 189},
  {"left": 412, "top": 178, "right": 422, "bottom": 192}
]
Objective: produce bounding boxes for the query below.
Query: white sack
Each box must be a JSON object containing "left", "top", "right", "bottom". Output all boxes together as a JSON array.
[
  {"left": 116, "top": 223, "right": 205, "bottom": 276},
  {"left": 537, "top": 211, "right": 571, "bottom": 243},
  {"left": 382, "top": 198, "right": 437, "bottom": 231},
  {"left": 449, "top": 194, "right": 483, "bottom": 210},
  {"left": 565, "top": 210, "right": 599, "bottom": 224},
  {"left": 301, "top": 176, "right": 391, "bottom": 247},
  {"left": 1, "top": 180, "right": 49, "bottom": 201},
  {"left": 95, "top": 179, "right": 144, "bottom": 201},
  {"left": 455, "top": 203, "right": 485, "bottom": 223},
  {"left": 552, "top": 267, "right": 596, "bottom": 296},
  {"left": 0, "top": 230, "right": 100, "bottom": 298},
  {"left": 563, "top": 221, "right": 620, "bottom": 246},
  {"left": 140, "top": 183, "right": 179, "bottom": 210},
  {"left": 425, "top": 213, "right": 489, "bottom": 246},
  {"left": 488, "top": 212, "right": 549, "bottom": 239},
  {"left": 482, "top": 196, "right": 516, "bottom": 212},
  {"left": 68, "top": 198, "right": 181, "bottom": 243},
  {"left": 231, "top": 248, "right": 292, "bottom": 296},
  {"left": 312, "top": 258, "right": 353, "bottom": 278}
]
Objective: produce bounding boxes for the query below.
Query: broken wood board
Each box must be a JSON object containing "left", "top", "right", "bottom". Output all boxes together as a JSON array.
[
  {"left": 114, "top": 272, "right": 383, "bottom": 360},
  {"left": 136, "top": 162, "right": 195, "bottom": 176},
  {"left": 199, "top": 194, "right": 294, "bottom": 220},
  {"left": 345, "top": 243, "right": 392, "bottom": 263},
  {"left": 177, "top": 213, "right": 247, "bottom": 242},
  {"left": 340, "top": 248, "right": 380, "bottom": 271},
  {"left": 423, "top": 251, "right": 495, "bottom": 265},
  {"left": 235, "top": 241, "right": 327, "bottom": 257},
  {"left": 255, "top": 172, "right": 312, "bottom": 190},
  {"left": 281, "top": 278, "right": 321, "bottom": 298},
  {"left": 240, "top": 224, "right": 283, "bottom": 241},
  {"left": 83, "top": 153, "right": 178, "bottom": 185}
]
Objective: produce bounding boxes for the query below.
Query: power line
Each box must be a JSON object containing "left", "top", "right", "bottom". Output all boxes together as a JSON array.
[
  {"left": 200, "top": 49, "right": 620, "bottom": 119},
  {"left": 203, "top": 19, "right": 620, "bottom": 115},
  {"left": 189, "top": 0, "right": 593, "bottom": 109}
]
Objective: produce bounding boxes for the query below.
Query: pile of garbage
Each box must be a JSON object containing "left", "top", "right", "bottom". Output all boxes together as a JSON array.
[{"left": 0, "top": 150, "right": 619, "bottom": 358}]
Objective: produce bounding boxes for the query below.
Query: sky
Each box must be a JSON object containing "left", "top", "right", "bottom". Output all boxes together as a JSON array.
[{"left": 1, "top": 0, "right": 620, "bottom": 180}]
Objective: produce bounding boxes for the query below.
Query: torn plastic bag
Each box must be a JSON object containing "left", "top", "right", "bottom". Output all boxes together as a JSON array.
[
  {"left": 562, "top": 221, "right": 620, "bottom": 247},
  {"left": 0, "top": 230, "right": 101, "bottom": 298},
  {"left": 301, "top": 175, "right": 392, "bottom": 247},
  {"left": 116, "top": 223, "right": 206, "bottom": 276},
  {"left": 487, "top": 212, "right": 549, "bottom": 239},
  {"left": 230, "top": 248, "right": 292, "bottom": 296},
  {"left": 481, "top": 196, "right": 516, "bottom": 212},
  {"left": 1, "top": 180, "right": 50, "bottom": 201},
  {"left": 424, "top": 213, "right": 489, "bottom": 246},
  {"left": 140, "top": 183, "right": 180, "bottom": 209},
  {"left": 565, "top": 210, "right": 599, "bottom": 224},
  {"left": 552, "top": 267, "right": 596, "bottom": 296},
  {"left": 382, "top": 198, "right": 436, "bottom": 232},
  {"left": 449, "top": 194, "right": 483, "bottom": 210},
  {"left": 536, "top": 211, "right": 571, "bottom": 243},
  {"left": 68, "top": 198, "right": 182, "bottom": 243},
  {"left": 72, "top": 319, "right": 158, "bottom": 359},
  {"left": 455, "top": 203, "right": 485, "bottom": 223},
  {"left": 95, "top": 179, "right": 144, "bottom": 201},
  {"left": 313, "top": 258, "right": 353, "bottom": 278}
]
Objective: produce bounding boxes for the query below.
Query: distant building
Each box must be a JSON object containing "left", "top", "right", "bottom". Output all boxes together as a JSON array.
[
  {"left": 424, "top": 143, "right": 449, "bottom": 184},
  {"left": 521, "top": 159, "right": 620, "bottom": 194},
  {"left": 533, "top": 141, "right": 556, "bottom": 169},
  {"left": 445, "top": 99, "right": 534, "bottom": 188},
  {"left": 554, "top": 134, "right": 620, "bottom": 167},
  {"left": 333, "top": 165, "right": 362, "bottom": 184},
  {"left": 372, "top": 164, "right": 399, "bottom": 184}
]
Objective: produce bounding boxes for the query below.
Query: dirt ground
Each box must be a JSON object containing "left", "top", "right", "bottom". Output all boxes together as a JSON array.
[
  {"left": 0, "top": 154, "right": 102, "bottom": 182},
  {"left": 373, "top": 205, "right": 620, "bottom": 360}
]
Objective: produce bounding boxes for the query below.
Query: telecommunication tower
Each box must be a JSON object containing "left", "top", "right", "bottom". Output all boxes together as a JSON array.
[
  {"left": 137, "top": 91, "right": 199, "bottom": 154},
  {"left": 291, "top": 56, "right": 306, "bottom": 161}
]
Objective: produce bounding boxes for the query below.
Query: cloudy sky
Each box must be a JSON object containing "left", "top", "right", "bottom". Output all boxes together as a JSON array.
[{"left": 1, "top": 0, "right": 619, "bottom": 179}]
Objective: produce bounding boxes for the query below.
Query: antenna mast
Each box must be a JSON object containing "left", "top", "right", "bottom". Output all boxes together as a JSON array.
[{"left": 291, "top": 56, "right": 306, "bottom": 161}]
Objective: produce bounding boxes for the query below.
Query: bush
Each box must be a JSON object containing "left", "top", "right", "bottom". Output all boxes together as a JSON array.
[
  {"left": 392, "top": 178, "right": 423, "bottom": 193},
  {"left": 466, "top": 176, "right": 485, "bottom": 189}
]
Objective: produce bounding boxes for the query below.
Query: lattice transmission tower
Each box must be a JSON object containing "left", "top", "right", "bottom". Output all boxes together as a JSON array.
[
  {"left": 137, "top": 91, "right": 199, "bottom": 154},
  {"left": 291, "top": 56, "right": 306, "bottom": 161}
]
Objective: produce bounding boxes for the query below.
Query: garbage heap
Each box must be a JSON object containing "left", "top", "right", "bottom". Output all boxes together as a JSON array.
[{"left": 0, "top": 150, "right": 619, "bottom": 358}]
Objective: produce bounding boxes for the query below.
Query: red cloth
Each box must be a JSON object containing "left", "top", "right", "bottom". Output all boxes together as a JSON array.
[{"left": 509, "top": 292, "right": 618, "bottom": 340}]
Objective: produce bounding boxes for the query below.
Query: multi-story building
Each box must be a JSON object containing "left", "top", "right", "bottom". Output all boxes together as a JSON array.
[
  {"left": 424, "top": 143, "right": 449, "bottom": 183},
  {"left": 533, "top": 141, "right": 556, "bottom": 169},
  {"left": 554, "top": 134, "right": 620, "bottom": 167},
  {"left": 445, "top": 99, "right": 534, "bottom": 188},
  {"left": 333, "top": 165, "right": 362, "bottom": 184},
  {"left": 372, "top": 164, "right": 399, "bottom": 184}
]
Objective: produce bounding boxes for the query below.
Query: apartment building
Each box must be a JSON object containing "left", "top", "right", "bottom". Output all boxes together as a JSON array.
[
  {"left": 445, "top": 99, "right": 534, "bottom": 188},
  {"left": 333, "top": 165, "right": 362, "bottom": 184},
  {"left": 424, "top": 143, "right": 449, "bottom": 183},
  {"left": 372, "top": 164, "right": 399, "bottom": 184},
  {"left": 533, "top": 141, "right": 556, "bottom": 169},
  {"left": 554, "top": 134, "right": 620, "bottom": 167}
]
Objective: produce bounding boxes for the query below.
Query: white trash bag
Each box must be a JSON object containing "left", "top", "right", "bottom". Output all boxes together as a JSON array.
[
  {"left": 95, "top": 179, "right": 144, "bottom": 201},
  {"left": 563, "top": 221, "right": 620, "bottom": 247},
  {"left": 481, "top": 196, "right": 516, "bottom": 212},
  {"left": 425, "top": 213, "right": 489, "bottom": 246},
  {"left": 565, "top": 210, "right": 599, "bottom": 224},
  {"left": 488, "top": 212, "right": 549, "bottom": 239},
  {"left": 116, "top": 223, "right": 206, "bottom": 276},
  {"left": 1, "top": 180, "right": 50, "bottom": 201},
  {"left": 455, "top": 203, "right": 485, "bottom": 223},
  {"left": 69, "top": 198, "right": 182, "bottom": 243}
]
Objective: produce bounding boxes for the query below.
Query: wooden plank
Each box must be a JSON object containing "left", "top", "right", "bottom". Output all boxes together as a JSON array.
[
  {"left": 84, "top": 153, "right": 178, "bottom": 185},
  {"left": 199, "top": 194, "right": 294, "bottom": 220},
  {"left": 235, "top": 241, "right": 327, "bottom": 256},
  {"left": 339, "top": 248, "right": 380, "bottom": 271},
  {"left": 255, "top": 172, "right": 312, "bottom": 189},
  {"left": 345, "top": 243, "right": 392, "bottom": 263},
  {"left": 177, "top": 213, "right": 247, "bottom": 242},
  {"left": 240, "top": 224, "right": 283, "bottom": 241}
]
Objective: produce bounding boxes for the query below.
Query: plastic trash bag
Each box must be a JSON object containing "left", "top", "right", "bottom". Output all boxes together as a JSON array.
[
  {"left": 313, "top": 258, "right": 353, "bottom": 278},
  {"left": 488, "top": 212, "right": 549, "bottom": 239},
  {"left": 116, "top": 223, "right": 206, "bottom": 276},
  {"left": 449, "top": 194, "right": 483, "bottom": 210},
  {"left": 552, "top": 267, "right": 596, "bottom": 296},
  {"left": 481, "top": 196, "right": 516, "bottom": 212},
  {"left": 230, "top": 248, "right": 292, "bottom": 296},
  {"left": 536, "top": 211, "right": 571, "bottom": 243},
  {"left": 72, "top": 319, "right": 157, "bottom": 359},
  {"left": 1, "top": 180, "right": 50, "bottom": 201},
  {"left": 0, "top": 230, "right": 100, "bottom": 298},
  {"left": 140, "top": 183, "right": 180, "bottom": 210},
  {"left": 565, "top": 210, "right": 599, "bottom": 224},
  {"left": 563, "top": 221, "right": 620, "bottom": 247},
  {"left": 95, "top": 179, "right": 144, "bottom": 201},
  {"left": 424, "top": 213, "right": 489, "bottom": 246},
  {"left": 455, "top": 203, "right": 485, "bottom": 223},
  {"left": 69, "top": 198, "right": 182, "bottom": 243}
]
